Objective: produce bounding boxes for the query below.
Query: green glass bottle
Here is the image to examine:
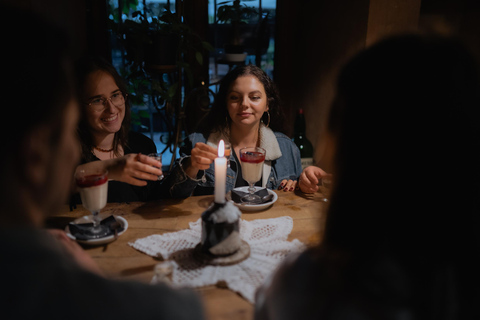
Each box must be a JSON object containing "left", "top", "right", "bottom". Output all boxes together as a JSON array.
[{"left": 293, "top": 108, "right": 314, "bottom": 170}]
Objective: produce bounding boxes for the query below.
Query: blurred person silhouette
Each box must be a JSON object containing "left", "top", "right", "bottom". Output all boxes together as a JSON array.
[
  {"left": 0, "top": 5, "right": 204, "bottom": 320},
  {"left": 255, "top": 34, "right": 480, "bottom": 320}
]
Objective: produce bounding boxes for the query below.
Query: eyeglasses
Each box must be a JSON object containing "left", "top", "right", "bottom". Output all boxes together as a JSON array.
[{"left": 86, "top": 91, "right": 127, "bottom": 112}]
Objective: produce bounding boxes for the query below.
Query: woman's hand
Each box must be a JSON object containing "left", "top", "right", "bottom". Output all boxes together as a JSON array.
[
  {"left": 278, "top": 179, "right": 297, "bottom": 192},
  {"left": 108, "top": 153, "right": 162, "bottom": 186},
  {"left": 77, "top": 153, "right": 163, "bottom": 187},
  {"left": 183, "top": 142, "right": 218, "bottom": 179},
  {"left": 190, "top": 143, "right": 218, "bottom": 170},
  {"left": 298, "top": 166, "right": 329, "bottom": 193}
]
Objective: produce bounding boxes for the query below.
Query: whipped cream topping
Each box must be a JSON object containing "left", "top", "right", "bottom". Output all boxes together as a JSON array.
[{"left": 209, "top": 201, "right": 241, "bottom": 224}]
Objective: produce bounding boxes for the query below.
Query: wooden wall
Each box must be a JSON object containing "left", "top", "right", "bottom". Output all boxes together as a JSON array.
[
  {"left": 366, "top": 0, "right": 421, "bottom": 46},
  {"left": 275, "top": 0, "right": 422, "bottom": 170},
  {"left": 275, "top": 0, "right": 480, "bottom": 170}
]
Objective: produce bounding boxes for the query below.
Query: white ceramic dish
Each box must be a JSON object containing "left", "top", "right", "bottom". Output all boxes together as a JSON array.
[
  {"left": 227, "top": 186, "right": 278, "bottom": 212},
  {"left": 65, "top": 215, "right": 128, "bottom": 246}
]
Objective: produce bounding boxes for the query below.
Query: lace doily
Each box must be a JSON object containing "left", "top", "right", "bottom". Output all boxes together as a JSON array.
[{"left": 129, "top": 216, "right": 305, "bottom": 303}]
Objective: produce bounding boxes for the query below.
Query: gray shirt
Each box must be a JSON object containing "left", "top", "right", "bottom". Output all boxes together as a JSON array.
[{"left": 0, "top": 227, "right": 205, "bottom": 320}]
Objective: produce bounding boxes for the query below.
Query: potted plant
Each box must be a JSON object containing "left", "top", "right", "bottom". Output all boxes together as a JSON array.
[
  {"left": 109, "top": 4, "right": 213, "bottom": 159},
  {"left": 216, "top": 0, "right": 258, "bottom": 61},
  {"left": 110, "top": 6, "right": 212, "bottom": 105}
]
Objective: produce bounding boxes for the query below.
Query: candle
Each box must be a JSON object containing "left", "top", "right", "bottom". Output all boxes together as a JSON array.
[{"left": 214, "top": 140, "right": 227, "bottom": 204}]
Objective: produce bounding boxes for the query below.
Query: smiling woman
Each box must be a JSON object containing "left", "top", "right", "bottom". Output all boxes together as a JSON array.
[
  {"left": 83, "top": 71, "right": 127, "bottom": 152},
  {"left": 162, "top": 65, "right": 303, "bottom": 199},
  {"left": 72, "top": 56, "right": 165, "bottom": 203},
  {"left": 227, "top": 76, "right": 268, "bottom": 131}
]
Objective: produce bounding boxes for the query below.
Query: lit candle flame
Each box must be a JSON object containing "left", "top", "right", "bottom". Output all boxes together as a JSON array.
[{"left": 218, "top": 140, "right": 225, "bottom": 157}]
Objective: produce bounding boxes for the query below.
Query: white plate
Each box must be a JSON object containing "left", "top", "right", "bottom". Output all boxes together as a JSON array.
[
  {"left": 227, "top": 187, "right": 278, "bottom": 212},
  {"left": 65, "top": 215, "right": 128, "bottom": 246}
]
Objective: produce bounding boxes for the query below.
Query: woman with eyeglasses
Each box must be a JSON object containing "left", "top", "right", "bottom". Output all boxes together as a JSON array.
[{"left": 73, "top": 56, "right": 163, "bottom": 203}]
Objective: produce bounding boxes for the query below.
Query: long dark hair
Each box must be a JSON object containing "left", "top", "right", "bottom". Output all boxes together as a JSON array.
[
  {"left": 324, "top": 35, "right": 480, "bottom": 317},
  {"left": 197, "top": 65, "right": 285, "bottom": 137},
  {"left": 75, "top": 56, "right": 131, "bottom": 162}
]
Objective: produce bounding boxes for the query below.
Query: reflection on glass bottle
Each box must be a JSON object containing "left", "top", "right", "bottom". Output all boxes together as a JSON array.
[{"left": 293, "top": 108, "right": 314, "bottom": 170}]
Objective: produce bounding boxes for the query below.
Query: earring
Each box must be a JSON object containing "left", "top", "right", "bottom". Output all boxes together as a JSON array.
[{"left": 263, "top": 111, "right": 270, "bottom": 128}]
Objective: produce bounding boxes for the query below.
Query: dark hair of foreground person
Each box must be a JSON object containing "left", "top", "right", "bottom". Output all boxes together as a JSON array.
[{"left": 255, "top": 34, "right": 480, "bottom": 320}]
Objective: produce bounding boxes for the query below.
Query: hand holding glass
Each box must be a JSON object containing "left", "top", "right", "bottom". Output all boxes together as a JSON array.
[
  {"left": 240, "top": 147, "right": 266, "bottom": 204},
  {"left": 318, "top": 174, "right": 333, "bottom": 202},
  {"left": 148, "top": 153, "right": 164, "bottom": 180}
]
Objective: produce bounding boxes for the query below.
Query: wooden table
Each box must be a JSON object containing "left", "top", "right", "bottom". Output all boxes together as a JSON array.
[{"left": 49, "top": 191, "right": 327, "bottom": 320}]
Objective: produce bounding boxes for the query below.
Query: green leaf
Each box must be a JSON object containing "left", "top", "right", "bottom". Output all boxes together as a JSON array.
[
  {"left": 138, "top": 110, "right": 150, "bottom": 118},
  {"left": 195, "top": 52, "right": 203, "bottom": 65},
  {"left": 167, "top": 83, "right": 178, "bottom": 100},
  {"left": 202, "top": 41, "right": 214, "bottom": 52},
  {"left": 131, "top": 112, "right": 140, "bottom": 121}
]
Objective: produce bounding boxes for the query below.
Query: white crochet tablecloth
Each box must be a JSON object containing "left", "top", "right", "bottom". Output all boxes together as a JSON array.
[{"left": 129, "top": 216, "right": 305, "bottom": 303}]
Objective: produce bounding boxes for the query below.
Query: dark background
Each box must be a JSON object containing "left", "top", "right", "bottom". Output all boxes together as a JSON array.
[{"left": 3, "top": 0, "right": 480, "bottom": 168}]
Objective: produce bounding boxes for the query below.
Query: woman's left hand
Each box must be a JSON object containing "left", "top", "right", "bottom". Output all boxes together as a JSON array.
[
  {"left": 278, "top": 179, "right": 297, "bottom": 192},
  {"left": 76, "top": 153, "right": 163, "bottom": 187},
  {"left": 108, "top": 153, "right": 162, "bottom": 186}
]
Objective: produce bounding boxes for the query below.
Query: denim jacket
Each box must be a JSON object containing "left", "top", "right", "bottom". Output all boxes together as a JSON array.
[{"left": 162, "top": 125, "right": 302, "bottom": 199}]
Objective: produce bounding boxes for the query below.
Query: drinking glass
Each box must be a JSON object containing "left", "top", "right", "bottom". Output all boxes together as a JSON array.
[
  {"left": 148, "top": 153, "right": 164, "bottom": 180},
  {"left": 239, "top": 147, "right": 266, "bottom": 204},
  {"left": 318, "top": 174, "right": 333, "bottom": 202},
  {"left": 224, "top": 142, "right": 231, "bottom": 167},
  {"left": 75, "top": 168, "right": 109, "bottom": 238}
]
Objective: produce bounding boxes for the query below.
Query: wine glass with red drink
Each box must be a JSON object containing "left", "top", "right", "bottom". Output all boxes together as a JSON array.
[
  {"left": 239, "top": 147, "right": 266, "bottom": 204},
  {"left": 75, "top": 168, "right": 109, "bottom": 238}
]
